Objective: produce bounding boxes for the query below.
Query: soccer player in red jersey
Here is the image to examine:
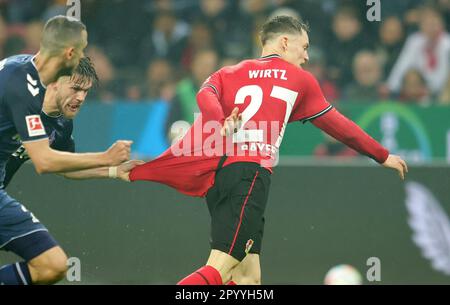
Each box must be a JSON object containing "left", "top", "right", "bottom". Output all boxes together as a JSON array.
[{"left": 130, "top": 16, "right": 407, "bottom": 285}]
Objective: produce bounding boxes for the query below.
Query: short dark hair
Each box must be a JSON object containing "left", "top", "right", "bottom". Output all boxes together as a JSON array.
[
  {"left": 41, "top": 15, "right": 86, "bottom": 55},
  {"left": 71, "top": 57, "right": 99, "bottom": 88},
  {"left": 260, "top": 15, "right": 309, "bottom": 45}
]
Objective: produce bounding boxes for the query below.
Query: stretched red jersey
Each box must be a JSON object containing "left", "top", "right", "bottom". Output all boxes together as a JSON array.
[{"left": 130, "top": 55, "right": 334, "bottom": 197}]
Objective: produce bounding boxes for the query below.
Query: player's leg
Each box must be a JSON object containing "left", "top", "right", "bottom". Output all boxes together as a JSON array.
[
  {"left": 229, "top": 253, "right": 261, "bottom": 284},
  {"left": 228, "top": 209, "right": 266, "bottom": 285},
  {"left": 0, "top": 199, "right": 67, "bottom": 285},
  {"left": 177, "top": 178, "right": 237, "bottom": 285},
  {"left": 178, "top": 162, "right": 270, "bottom": 285},
  {"left": 206, "top": 249, "right": 240, "bottom": 283},
  {"left": 2, "top": 234, "right": 68, "bottom": 285},
  {"left": 27, "top": 245, "right": 68, "bottom": 284},
  {"left": 177, "top": 249, "right": 240, "bottom": 285}
]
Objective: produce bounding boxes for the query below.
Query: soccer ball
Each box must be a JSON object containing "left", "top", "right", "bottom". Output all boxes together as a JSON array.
[{"left": 324, "top": 264, "right": 363, "bottom": 285}]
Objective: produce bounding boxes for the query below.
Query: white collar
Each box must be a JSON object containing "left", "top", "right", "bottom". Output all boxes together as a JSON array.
[{"left": 31, "top": 55, "right": 47, "bottom": 89}]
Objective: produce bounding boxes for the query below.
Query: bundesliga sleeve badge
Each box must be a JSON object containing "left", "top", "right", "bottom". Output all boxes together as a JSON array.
[{"left": 25, "top": 115, "right": 46, "bottom": 137}]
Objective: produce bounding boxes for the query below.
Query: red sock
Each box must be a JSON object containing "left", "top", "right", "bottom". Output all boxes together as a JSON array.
[
  {"left": 227, "top": 281, "right": 237, "bottom": 285},
  {"left": 177, "top": 266, "right": 223, "bottom": 285}
]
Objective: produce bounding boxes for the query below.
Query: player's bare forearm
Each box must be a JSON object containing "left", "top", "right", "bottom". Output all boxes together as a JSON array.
[
  {"left": 31, "top": 149, "right": 115, "bottom": 174},
  {"left": 60, "top": 160, "right": 145, "bottom": 181},
  {"left": 24, "top": 139, "right": 132, "bottom": 174},
  {"left": 59, "top": 167, "right": 109, "bottom": 180}
]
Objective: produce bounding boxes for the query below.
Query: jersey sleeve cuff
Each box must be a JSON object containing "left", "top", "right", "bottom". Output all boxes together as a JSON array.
[{"left": 21, "top": 136, "right": 49, "bottom": 144}]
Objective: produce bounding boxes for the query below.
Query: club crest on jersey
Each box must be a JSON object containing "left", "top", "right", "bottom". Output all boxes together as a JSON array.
[
  {"left": 26, "top": 115, "right": 46, "bottom": 137},
  {"left": 245, "top": 239, "right": 254, "bottom": 254}
]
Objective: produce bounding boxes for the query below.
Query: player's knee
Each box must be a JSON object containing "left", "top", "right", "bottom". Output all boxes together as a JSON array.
[
  {"left": 30, "top": 250, "right": 68, "bottom": 284},
  {"left": 45, "top": 256, "right": 68, "bottom": 283}
]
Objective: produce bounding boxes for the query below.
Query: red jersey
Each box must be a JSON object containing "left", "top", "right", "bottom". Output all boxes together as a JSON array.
[
  {"left": 130, "top": 55, "right": 332, "bottom": 197},
  {"left": 202, "top": 54, "right": 332, "bottom": 168},
  {"left": 130, "top": 55, "right": 387, "bottom": 197}
]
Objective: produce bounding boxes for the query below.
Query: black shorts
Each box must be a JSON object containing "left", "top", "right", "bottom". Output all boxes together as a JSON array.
[{"left": 206, "top": 161, "right": 271, "bottom": 261}]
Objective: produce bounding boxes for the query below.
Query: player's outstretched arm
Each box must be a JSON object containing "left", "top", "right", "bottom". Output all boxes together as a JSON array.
[
  {"left": 23, "top": 139, "right": 132, "bottom": 174},
  {"left": 59, "top": 160, "right": 145, "bottom": 181},
  {"left": 311, "top": 108, "right": 408, "bottom": 180}
]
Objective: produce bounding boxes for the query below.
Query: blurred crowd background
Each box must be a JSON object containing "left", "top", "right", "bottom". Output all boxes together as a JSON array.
[{"left": 0, "top": 0, "right": 449, "bottom": 159}]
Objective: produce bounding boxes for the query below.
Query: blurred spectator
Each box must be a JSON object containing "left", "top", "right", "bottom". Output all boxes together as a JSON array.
[
  {"left": 220, "top": 57, "right": 240, "bottom": 67},
  {"left": 41, "top": 0, "right": 67, "bottom": 21},
  {"left": 83, "top": 0, "right": 150, "bottom": 69},
  {"left": 344, "top": 50, "right": 383, "bottom": 102},
  {"left": 193, "top": 0, "right": 227, "bottom": 49},
  {"left": 437, "top": 0, "right": 450, "bottom": 30},
  {"left": 180, "top": 21, "right": 215, "bottom": 71},
  {"left": 375, "top": 16, "right": 405, "bottom": 78},
  {"left": 22, "top": 20, "right": 43, "bottom": 54},
  {"left": 271, "top": 0, "right": 329, "bottom": 48},
  {"left": 3, "top": 0, "right": 449, "bottom": 108},
  {"left": 240, "top": 0, "right": 274, "bottom": 57},
  {"left": 145, "top": 58, "right": 175, "bottom": 100},
  {"left": 1, "top": 0, "right": 49, "bottom": 24},
  {"left": 439, "top": 76, "right": 450, "bottom": 104},
  {"left": 189, "top": 0, "right": 252, "bottom": 59},
  {"left": 3, "top": 35, "right": 26, "bottom": 57},
  {"left": 398, "top": 69, "right": 431, "bottom": 104},
  {"left": 438, "top": 81, "right": 450, "bottom": 105},
  {"left": 387, "top": 5, "right": 450, "bottom": 97},
  {"left": 304, "top": 46, "right": 340, "bottom": 103},
  {"left": 86, "top": 46, "right": 118, "bottom": 103},
  {"left": 147, "top": 0, "right": 178, "bottom": 12},
  {"left": 267, "top": 6, "right": 300, "bottom": 22},
  {"left": 0, "top": 15, "right": 8, "bottom": 58},
  {"left": 139, "top": 10, "right": 190, "bottom": 69},
  {"left": 240, "top": 0, "right": 273, "bottom": 19},
  {"left": 380, "top": 0, "right": 423, "bottom": 29},
  {"left": 167, "top": 49, "right": 219, "bottom": 128},
  {"left": 326, "top": 5, "right": 373, "bottom": 88}
]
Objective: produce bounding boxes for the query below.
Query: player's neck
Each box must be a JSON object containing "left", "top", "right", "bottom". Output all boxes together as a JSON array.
[
  {"left": 33, "top": 52, "right": 63, "bottom": 86},
  {"left": 260, "top": 47, "right": 281, "bottom": 58},
  {"left": 42, "top": 85, "right": 61, "bottom": 117},
  {"left": 42, "top": 103, "right": 61, "bottom": 117}
]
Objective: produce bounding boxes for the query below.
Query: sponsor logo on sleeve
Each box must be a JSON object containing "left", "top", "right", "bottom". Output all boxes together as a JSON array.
[{"left": 25, "top": 115, "right": 46, "bottom": 137}]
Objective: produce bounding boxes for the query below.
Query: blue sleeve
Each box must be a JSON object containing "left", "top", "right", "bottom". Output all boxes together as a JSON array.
[
  {"left": 65, "top": 122, "right": 75, "bottom": 153},
  {"left": 45, "top": 118, "right": 76, "bottom": 153},
  {"left": 51, "top": 135, "right": 75, "bottom": 153},
  {"left": 4, "top": 71, "right": 48, "bottom": 143},
  {"left": 3, "top": 146, "right": 29, "bottom": 188}
]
